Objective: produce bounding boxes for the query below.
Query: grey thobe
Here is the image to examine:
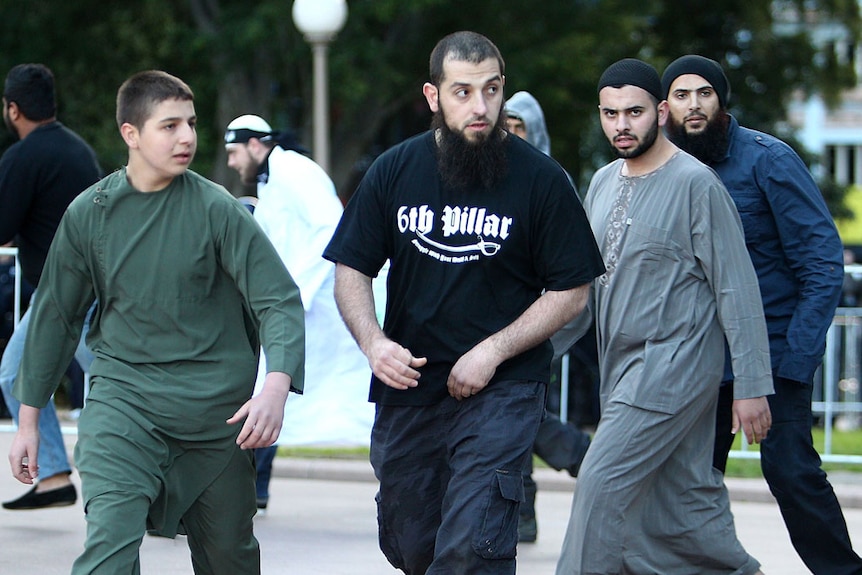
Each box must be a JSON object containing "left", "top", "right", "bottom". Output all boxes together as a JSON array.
[{"left": 556, "top": 152, "right": 773, "bottom": 575}]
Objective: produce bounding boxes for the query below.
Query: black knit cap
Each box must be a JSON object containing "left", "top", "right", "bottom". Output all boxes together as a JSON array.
[
  {"left": 661, "top": 55, "right": 730, "bottom": 108},
  {"left": 597, "top": 58, "right": 663, "bottom": 102}
]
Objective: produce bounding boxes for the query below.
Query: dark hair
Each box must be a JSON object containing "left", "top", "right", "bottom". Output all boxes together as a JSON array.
[
  {"left": 429, "top": 31, "right": 505, "bottom": 86},
  {"left": 3, "top": 64, "right": 56, "bottom": 121},
  {"left": 661, "top": 54, "right": 731, "bottom": 108},
  {"left": 115, "top": 70, "right": 194, "bottom": 130},
  {"left": 598, "top": 58, "right": 663, "bottom": 103}
]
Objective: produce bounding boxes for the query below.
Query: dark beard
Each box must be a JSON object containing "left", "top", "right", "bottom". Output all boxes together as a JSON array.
[
  {"left": 3, "top": 107, "right": 19, "bottom": 142},
  {"left": 432, "top": 111, "right": 508, "bottom": 191},
  {"left": 666, "top": 111, "right": 730, "bottom": 165},
  {"left": 612, "top": 121, "right": 658, "bottom": 160}
]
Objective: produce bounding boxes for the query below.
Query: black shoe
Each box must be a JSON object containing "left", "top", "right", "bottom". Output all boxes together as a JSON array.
[
  {"left": 519, "top": 474, "right": 538, "bottom": 543},
  {"left": 2, "top": 484, "right": 77, "bottom": 510},
  {"left": 568, "top": 433, "right": 591, "bottom": 478},
  {"left": 256, "top": 497, "right": 268, "bottom": 516},
  {"left": 518, "top": 515, "right": 537, "bottom": 543}
]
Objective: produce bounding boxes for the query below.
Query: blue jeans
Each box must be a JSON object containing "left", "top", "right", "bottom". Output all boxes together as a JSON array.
[
  {"left": 254, "top": 445, "right": 278, "bottom": 503},
  {"left": 0, "top": 292, "right": 94, "bottom": 479},
  {"left": 759, "top": 377, "right": 862, "bottom": 574}
]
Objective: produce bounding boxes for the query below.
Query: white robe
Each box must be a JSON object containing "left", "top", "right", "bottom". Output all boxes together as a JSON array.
[{"left": 253, "top": 147, "right": 374, "bottom": 446}]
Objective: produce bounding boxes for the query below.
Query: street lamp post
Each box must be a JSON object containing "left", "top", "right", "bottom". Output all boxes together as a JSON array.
[{"left": 291, "top": 0, "right": 348, "bottom": 175}]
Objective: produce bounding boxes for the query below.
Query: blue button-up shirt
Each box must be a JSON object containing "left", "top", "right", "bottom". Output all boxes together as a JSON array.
[{"left": 714, "top": 116, "right": 844, "bottom": 384}]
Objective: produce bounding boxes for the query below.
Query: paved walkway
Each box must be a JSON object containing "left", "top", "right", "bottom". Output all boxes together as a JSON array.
[{"left": 3, "top": 428, "right": 862, "bottom": 573}]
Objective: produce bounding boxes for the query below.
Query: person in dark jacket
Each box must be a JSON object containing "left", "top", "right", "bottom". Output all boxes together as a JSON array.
[{"left": 662, "top": 54, "right": 860, "bottom": 575}]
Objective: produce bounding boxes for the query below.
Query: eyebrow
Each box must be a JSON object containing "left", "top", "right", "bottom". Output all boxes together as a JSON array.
[
  {"left": 450, "top": 74, "right": 502, "bottom": 88},
  {"left": 672, "top": 84, "right": 713, "bottom": 93},
  {"left": 157, "top": 115, "right": 197, "bottom": 124},
  {"left": 599, "top": 105, "right": 645, "bottom": 113}
]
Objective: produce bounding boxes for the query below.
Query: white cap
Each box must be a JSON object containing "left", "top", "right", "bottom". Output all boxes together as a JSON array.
[{"left": 225, "top": 114, "right": 273, "bottom": 144}]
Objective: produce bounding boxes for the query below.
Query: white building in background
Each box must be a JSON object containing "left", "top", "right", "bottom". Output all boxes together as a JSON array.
[
  {"left": 777, "top": 3, "right": 862, "bottom": 246},
  {"left": 786, "top": 51, "right": 862, "bottom": 186}
]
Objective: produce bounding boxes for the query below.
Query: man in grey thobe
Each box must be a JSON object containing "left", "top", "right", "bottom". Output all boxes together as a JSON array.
[{"left": 556, "top": 58, "right": 773, "bottom": 575}]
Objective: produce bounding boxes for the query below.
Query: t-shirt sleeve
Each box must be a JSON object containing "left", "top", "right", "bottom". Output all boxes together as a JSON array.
[{"left": 532, "top": 169, "right": 605, "bottom": 291}]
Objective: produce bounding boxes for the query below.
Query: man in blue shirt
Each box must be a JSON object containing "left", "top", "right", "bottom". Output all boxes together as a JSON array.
[{"left": 662, "top": 55, "right": 860, "bottom": 575}]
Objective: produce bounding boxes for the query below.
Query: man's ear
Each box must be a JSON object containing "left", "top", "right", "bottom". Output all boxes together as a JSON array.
[
  {"left": 5, "top": 101, "right": 20, "bottom": 123},
  {"left": 423, "top": 82, "right": 439, "bottom": 113},
  {"left": 120, "top": 122, "right": 139, "bottom": 149},
  {"left": 657, "top": 99, "right": 670, "bottom": 127},
  {"left": 247, "top": 138, "right": 265, "bottom": 161}
]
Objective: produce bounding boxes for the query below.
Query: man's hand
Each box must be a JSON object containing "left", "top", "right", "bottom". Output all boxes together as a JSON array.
[
  {"left": 228, "top": 371, "right": 291, "bottom": 450},
  {"left": 443, "top": 285, "right": 590, "bottom": 400},
  {"left": 9, "top": 405, "right": 40, "bottom": 484},
  {"left": 732, "top": 396, "right": 772, "bottom": 444},
  {"left": 333, "top": 264, "right": 427, "bottom": 391},
  {"left": 366, "top": 337, "right": 427, "bottom": 390},
  {"left": 447, "top": 341, "right": 499, "bottom": 400}
]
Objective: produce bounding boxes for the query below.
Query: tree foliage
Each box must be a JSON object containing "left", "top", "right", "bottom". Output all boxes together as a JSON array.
[{"left": 0, "top": 0, "right": 856, "bottom": 212}]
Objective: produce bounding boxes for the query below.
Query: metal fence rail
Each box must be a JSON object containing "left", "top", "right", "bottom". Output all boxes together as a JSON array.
[
  {"left": 0, "top": 246, "right": 24, "bottom": 434},
  {"left": 0, "top": 246, "right": 22, "bottom": 329},
  {"left": 2, "top": 245, "right": 862, "bottom": 464},
  {"left": 811, "top": 307, "right": 862, "bottom": 463},
  {"left": 730, "top": 307, "right": 862, "bottom": 463}
]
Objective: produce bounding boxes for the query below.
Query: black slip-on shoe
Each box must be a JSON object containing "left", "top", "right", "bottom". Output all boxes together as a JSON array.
[
  {"left": 518, "top": 515, "right": 537, "bottom": 543},
  {"left": 2, "top": 483, "right": 77, "bottom": 510}
]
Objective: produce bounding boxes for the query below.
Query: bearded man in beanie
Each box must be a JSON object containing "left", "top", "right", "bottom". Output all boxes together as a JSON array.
[
  {"left": 662, "top": 55, "right": 859, "bottom": 575},
  {"left": 556, "top": 58, "right": 772, "bottom": 575}
]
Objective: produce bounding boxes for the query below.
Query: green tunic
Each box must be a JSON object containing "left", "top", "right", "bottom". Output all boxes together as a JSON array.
[{"left": 14, "top": 168, "right": 304, "bottom": 539}]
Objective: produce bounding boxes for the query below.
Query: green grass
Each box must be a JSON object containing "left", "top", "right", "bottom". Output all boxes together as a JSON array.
[
  {"left": 275, "top": 446, "right": 370, "bottom": 460},
  {"left": 273, "top": 427, "right": 862, "bottom": 480},
  {"left": 724, "top": 426, "right": 862, "bottom": 478}
]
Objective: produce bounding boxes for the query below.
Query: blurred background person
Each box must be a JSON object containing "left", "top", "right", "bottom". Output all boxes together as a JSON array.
[
  {"left": 504, "top": 90, "right": 595, "bottom": 543},
  {"left": 0, "top": 63, "right": 100, "bottom": 510},
  {"left": 225, "top": 115, "right": 373, "bottom": 513}
]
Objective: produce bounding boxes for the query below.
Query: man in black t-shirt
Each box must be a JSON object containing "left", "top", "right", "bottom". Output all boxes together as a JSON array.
[
  {"left": 0, "top": 64, "right": 101, "bottom": 510},
  {"left": 324, "top": 31, "right": 604, "bottom": 574}
]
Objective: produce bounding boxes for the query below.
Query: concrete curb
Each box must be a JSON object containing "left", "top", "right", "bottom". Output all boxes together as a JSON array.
[
  {"left": 272, "top": 457, "right": 862, "bottom": 509},
  {"left": 11, "top": 424, "right": 862, "bottom": 510}
]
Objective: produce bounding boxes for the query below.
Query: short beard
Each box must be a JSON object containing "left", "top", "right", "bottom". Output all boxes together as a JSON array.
[
  {"left": 665, "top": 110, "right": 731, "bottom": 165},
  {"left": 3, "top": 108, "right": 19, "bottom": 142},
  {"left": 612, "top": 121, "right": 659, "bottom": 160},
  {"left": 432, "top": 110, "right": 508, "bottom": 191}
]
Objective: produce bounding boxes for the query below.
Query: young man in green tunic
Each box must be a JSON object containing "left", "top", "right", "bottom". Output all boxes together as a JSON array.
[{"left": 7, "top": 70, "right": 305, "bottom": 574}]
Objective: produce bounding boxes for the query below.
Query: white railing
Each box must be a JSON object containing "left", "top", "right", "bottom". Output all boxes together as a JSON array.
[
  {"left": 557, "top": 303, "right": 862, "bottom": 464},
  {"left": 1, "top": 249, "right": 861, "bottom": 461},
  {"left": 713, "top": 306, "right": 862, "bottom": 463},
  {"left": 814, "top": 307, "right": 862, "bottom": 463},
  {"left": 0, "top": 247, "right": 22, "bottom": 433},
  {"left": 0, "top": 247, "right": 89, "bottom": 435},
  {"left": 0, "top": 246, "right": 22, "bottom": 329}
]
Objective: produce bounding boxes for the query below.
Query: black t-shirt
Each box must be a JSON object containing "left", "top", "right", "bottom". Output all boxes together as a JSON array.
[
  {"left": 0, "top": 121, "right": 101, "bottom": 287},
  {"left": 324, "top": 131, "right": 604, "bottom": 406}
]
